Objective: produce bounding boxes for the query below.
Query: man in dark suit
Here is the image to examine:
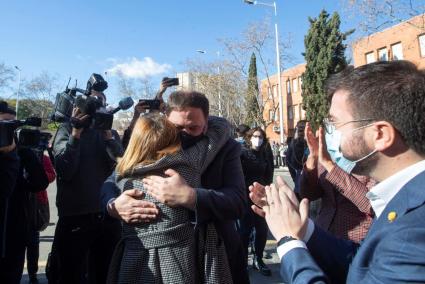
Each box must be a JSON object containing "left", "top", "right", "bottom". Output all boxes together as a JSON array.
[
  {"left": 249, "top": 60, "right": 425, "bottom": 283},
  {"left": 103, "top": 91, "right": 249, "bottom": 283}
]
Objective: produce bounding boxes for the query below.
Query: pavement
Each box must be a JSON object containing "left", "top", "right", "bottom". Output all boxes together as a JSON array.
[{"left": 21, "top": 167, "right": 293, "bottom": 284}]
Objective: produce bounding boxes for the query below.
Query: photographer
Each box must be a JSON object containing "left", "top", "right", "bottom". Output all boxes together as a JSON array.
[
  {"left": 52, "top": 80, "right": 124, "bottom": 283},
  {"left": 0, "top": 101, "right": 49, "bottom": 283}
]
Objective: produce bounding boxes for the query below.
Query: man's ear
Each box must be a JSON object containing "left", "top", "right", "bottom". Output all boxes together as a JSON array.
[
  {"left": 372, "top": 121, "right": 396, "bottom": 152},
  {"left": 203, "top": 120, "right": 208, "bottom": 134}
]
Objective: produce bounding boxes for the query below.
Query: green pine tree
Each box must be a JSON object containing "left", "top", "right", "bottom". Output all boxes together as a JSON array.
[
  {"left": 245, "top": 52, "right": 261, "bottom": 127},
  {"left": 302, "top": 10, "right": 354, "bottom": 130}
]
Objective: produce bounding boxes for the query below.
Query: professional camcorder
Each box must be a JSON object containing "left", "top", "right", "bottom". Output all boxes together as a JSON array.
[
  {"left": 0, "top": 116, "right": 42, "bottom": 148},
  {"left": 51, "top": 73, "right": 134, "bottom": 130}
]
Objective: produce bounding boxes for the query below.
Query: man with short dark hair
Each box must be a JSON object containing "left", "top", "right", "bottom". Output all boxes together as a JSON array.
[
  {"left": 104, "top": 90, "right": 249, "bottom": 283},
  {"left": 250, "top": 60, "right": 425, "bottom": 283}
]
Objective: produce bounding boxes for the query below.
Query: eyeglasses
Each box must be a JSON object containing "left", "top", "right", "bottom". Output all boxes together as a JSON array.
[{"left": 323, "top": 118, "right": 374, "bottom": 134}]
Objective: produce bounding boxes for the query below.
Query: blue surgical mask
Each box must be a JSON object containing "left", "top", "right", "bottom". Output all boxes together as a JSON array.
[
  {"left": 325, "top": 129, "right": 357, "bottom": 173},
  {"left": 325, "top": 124, "right": 377, "bottom": 174},
  {"left": 235, "top": 137, "right": 245, "bottom": 144}
]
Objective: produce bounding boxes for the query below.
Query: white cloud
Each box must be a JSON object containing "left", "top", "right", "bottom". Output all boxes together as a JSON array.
[{"left": 106, "top": 57, "right": 172, "bottom": 79}]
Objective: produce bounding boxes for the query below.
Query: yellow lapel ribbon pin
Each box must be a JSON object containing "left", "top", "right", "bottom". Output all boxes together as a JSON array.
[{"left": 387, "top": 211, "right": 397, "bottom": 223}]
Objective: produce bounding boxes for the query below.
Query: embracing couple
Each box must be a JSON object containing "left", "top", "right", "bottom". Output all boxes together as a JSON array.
[{"left": 102, "top": 91, "right": 250, "bottom": 284}]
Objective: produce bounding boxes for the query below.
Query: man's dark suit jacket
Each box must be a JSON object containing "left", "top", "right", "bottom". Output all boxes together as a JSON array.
[
  {"left": 279, "top": 170, "right": 425, "bottom": 283},
  {"left": 101, "top": 139, "right": 249, "bottom": 283}
]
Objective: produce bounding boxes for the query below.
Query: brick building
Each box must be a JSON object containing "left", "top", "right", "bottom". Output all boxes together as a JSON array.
[
  {"left": 261, "top": 63, "right": 306, "bottom": 143},
  {"left": 353, "top": 14, "right": 425, "bottom": 68},
  {"left": 261, "top": 14, "right": 425, "bottom": 142}
]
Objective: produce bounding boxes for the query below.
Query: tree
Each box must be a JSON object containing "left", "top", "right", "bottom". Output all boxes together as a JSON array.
[
  {"left": 183, "top": 57, "right": 246, "bottom": 126},
  {"left": 245, "top": 53, "right": 261, "bottom": 127},
  {"left": 23, "top": 71, "right": 58, "bottom": 128},
  {"left": 344, "top": 0, "right": 425, "bottom": 32},
  {"left": 0, "top": 62, "right": 15, "bottom": 95},
  {"left": 302, "top": 10, "right": 353, "bottom": 129}
]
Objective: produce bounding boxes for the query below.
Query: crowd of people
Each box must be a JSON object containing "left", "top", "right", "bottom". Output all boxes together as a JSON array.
[{"left": 1, "top": 59, "right": 425, "bottom": 284}]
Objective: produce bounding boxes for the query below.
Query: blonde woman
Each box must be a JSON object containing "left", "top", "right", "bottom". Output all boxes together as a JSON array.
[{"left": 108, "top": 113, "right": 232, "bottom": 284}]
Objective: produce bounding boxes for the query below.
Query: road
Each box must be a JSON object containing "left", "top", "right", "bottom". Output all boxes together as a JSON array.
[{"left": 21, "top": 167, "right": 293, "bottom": 283}]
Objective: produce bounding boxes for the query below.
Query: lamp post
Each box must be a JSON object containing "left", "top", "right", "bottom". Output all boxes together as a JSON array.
[
  {"left": 244, "top": 0, "right": 285, "bottom": 143},
  {"left": 196, "top": 50, "right": 222, "bottom": 117},
  {"left": 14, "top": 66, "right": 21, "bottom": 119}
]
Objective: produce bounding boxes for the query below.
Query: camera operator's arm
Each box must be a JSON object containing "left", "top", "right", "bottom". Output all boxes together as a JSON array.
[
  {"left": 104, "top": 130, "right": 124, "bottom": 169},
  {"left": 0, "top": 145, "right": 19, "bottom": 198},
  {"left": 53, "top": 108, "right": 89, "bottom": 181},
  {"left": 18, "top": 148, "right": 49, "bottom": 192}
]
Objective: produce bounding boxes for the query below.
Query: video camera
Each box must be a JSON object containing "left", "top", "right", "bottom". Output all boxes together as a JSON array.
[
  {"left": 51, "top": 73, "right": 134, "bottom": 130},
  {"left": 0, "top": 117, "right": 42, "bottom": 148}
]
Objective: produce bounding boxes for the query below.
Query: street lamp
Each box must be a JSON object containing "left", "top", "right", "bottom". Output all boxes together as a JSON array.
[
  {"left": 196, "top": 49, "right": 222, "bottom": 117},
  {"left": 244, "top": 0, "right": 285, "bottom": 144},
  {"left": 14, "top": 66, "right": 21, "bottom": 119}
]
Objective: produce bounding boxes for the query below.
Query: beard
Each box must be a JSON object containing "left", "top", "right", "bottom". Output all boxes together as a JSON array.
[{"left": 343, "top": 130, "right": 378, "bottom": 176}]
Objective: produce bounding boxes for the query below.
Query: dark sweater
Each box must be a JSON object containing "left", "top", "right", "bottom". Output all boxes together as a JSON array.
[{"left": 53, "top": 123, "right": 123, "bottom": 216}]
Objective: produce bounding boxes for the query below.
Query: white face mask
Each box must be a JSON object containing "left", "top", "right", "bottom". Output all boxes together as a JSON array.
[{"left": 251, "top": 137, "right": 263, "bottom": 148}]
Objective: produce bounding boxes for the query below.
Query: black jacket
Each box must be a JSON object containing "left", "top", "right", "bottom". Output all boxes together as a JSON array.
[
  {"left": 53, "top": 123, "right": 123, "bottom": 216},
  {"left": 1, "top": 148, "right": 48, "bottom": 258}
]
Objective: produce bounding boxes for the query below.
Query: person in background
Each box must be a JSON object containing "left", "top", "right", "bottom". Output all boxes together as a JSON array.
[
  {"left": 286, "top": 120, "right": 308, "bottom": 194},
  {"left": 235, "top": 124, "right": 250, "bottom": 146},
  {"left": 26, "top": 153, "right": 56, "bottom": 283},
  {"left": 239, "top": 127, "right": 274, "bottom": 276}
]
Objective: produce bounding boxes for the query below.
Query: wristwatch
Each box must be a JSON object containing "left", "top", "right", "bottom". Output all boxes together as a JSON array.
[{"left": 277, "top": 236, "right": 297, "bottom": 247}]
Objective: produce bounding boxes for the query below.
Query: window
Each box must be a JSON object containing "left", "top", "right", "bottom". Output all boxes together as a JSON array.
[
  {"left": 288, "top": 106, "right": 293, "bottom": 120},
  {"left": 267, "top": 87, "right": 272, "bottom": 98},
  {"left": 299, "top": 77, "right": 303, "bottom": 89},
  {"left": 273, "top": 85, "right": 277, "bottom": 98},
  {"left": 274, "top": 109, "right": 279, "bottom": 121},
  {"left": 294, "top": 105, "right": 300, "bottom": 122},
  {"left": 365, "top": 52, "right": 376, "bottom": 64},
  {"left": 419, "top": 34, "right": 425, "bottom": 57},
  {"left": 286, "top": 80, "right": 291, "bottom": 94},
  {"left": 269, "top": 110, "right": 274, "bottom": 121},
  {"left": 391, "top": 43, "right": 403, "bottom": 60},
  {"left": 378, "top": 48, "right": 388, "bottom": 61},
  {"left": 292, "top": 78, "right": 298, "bottom": 93}
]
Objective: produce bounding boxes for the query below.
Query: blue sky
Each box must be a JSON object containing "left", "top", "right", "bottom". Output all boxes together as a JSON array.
[{"left": 0, "top": 0, "right": 364, "bottom": 104}]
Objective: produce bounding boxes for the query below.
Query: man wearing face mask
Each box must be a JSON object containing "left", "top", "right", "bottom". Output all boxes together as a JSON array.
[
  {"left": 104, "top": 91, "right": 249, "bottom": 283},
  {"left": 52, "top": 86, "right": 124, "bottom": 283},
  {"left": 250, "top": 61, "right": 425, "bottom": 283},
  {"left": 239, "top": 127, "right": 274, "bottom": 276},
  {"left": 298, "top": 122, "right": 376, "bottom": 243}
]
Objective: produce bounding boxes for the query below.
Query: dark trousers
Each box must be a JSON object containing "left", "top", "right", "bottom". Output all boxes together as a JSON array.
[
  {"left": 238, "top": 209, "right": 268, "bottom": 265},
  {"left": 26, "top": 230, "right": 40, "bottom": 277},
  {"left": 0, "top": 229, "right": 26, "bottom": 284},
  {"left": 53, "top": 213, "right": 121, "bottom": 284}
]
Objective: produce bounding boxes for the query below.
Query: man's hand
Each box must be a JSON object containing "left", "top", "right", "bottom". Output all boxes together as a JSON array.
[
  {"left": 70, "top": 108, "right": 89, "bottom": 138},
  {"left": 0, "top": 140, "right": 16, "bottom": 153},
  {"left": 143, "top": 169, "right": 196, "bottom": 210},
  {"left": 249, "top": 182, "right": 267, "bottom": 217},
  {"left": 108, "top": 189, "right": 159, "bottom": 224},
  {"left": 305, "top": 123, "right": 335, "bottom": 172},
  {"left": 262, "top": 178, "right": 309, "bottom": 241},
  {"left": 103, "top": 130, "right": 113, "bottom": 140}
]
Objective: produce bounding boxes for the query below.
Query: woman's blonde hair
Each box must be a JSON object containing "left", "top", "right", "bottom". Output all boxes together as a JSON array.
[{"left": 116, "top": 113, "right": 181, "bottom": 176}]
